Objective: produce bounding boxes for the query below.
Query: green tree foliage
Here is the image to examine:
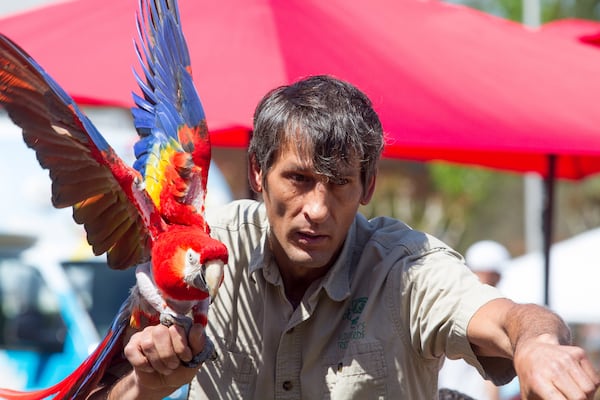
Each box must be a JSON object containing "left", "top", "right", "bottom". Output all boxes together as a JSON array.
[
  {"left": 446, "top": 0, "right": 600, "bottom": 22},
  {"left": 360, "top": 160, "right": 525, "bottom": 253}
]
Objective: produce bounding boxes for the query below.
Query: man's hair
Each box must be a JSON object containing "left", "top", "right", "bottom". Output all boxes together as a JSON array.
[{"left": 249, "top": 75, "right": 384, "bottom": 189}]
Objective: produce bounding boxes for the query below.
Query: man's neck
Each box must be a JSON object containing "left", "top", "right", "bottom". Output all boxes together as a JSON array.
[{"left": 279, "top": 263, "right": 329, "bottom": 308}]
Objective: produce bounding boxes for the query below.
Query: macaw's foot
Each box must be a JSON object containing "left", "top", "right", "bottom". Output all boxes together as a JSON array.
[
  {"left": 181, "top": 332, "right": 218, "bottom": 368},
  {"left": 159, "top": 313, "right": 217, "bottom": 367},
  {"left": 160, "top": 312, "right": 193, "bottom": 335}
]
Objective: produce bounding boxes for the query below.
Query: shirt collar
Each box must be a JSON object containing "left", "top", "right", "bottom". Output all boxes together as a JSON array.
[
  {"left": 248, "top": 226, "right": 274, "bottom": 284},
  {"left": 320, "top": 218, "right": 356, "bottom": 302}
]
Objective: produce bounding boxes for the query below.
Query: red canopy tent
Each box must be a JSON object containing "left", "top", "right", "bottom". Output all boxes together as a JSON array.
[
  {"left": 539, "top": 18, "right": 600, "bottom": 47},
  {"left": 3, "top": 0, "right": 600, "bottom": 305},
  {"left": 1, "top": 0, "right": 600, "bottom": 176}
]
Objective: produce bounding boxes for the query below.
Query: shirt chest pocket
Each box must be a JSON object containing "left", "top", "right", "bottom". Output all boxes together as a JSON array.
[
  {"left": 201, "top": 348, "right": 255, "bottom": 398},
  {"left": 322, "top": 341, "right": 388, "bottom": 400}
]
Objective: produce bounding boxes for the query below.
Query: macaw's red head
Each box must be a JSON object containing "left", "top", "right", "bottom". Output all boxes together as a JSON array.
[{"left": 151, "top": 226, "right": 228, "bottom": 302}]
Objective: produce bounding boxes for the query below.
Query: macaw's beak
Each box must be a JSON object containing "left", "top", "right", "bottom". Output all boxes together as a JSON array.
[{"left": 202, "top": 259, "right": 225, "bottom": 303}]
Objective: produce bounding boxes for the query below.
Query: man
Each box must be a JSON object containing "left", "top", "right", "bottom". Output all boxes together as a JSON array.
[
  {"left": 94, "top": 75, "right": 599, "bottom": 399},
  {"left": 438, "top": 240, "right": 511, "bottom": 400}
]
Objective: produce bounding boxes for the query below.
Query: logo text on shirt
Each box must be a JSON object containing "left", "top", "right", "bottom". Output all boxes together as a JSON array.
[{"left": 338, "top": 297, "right": 367, "bottom": 349}]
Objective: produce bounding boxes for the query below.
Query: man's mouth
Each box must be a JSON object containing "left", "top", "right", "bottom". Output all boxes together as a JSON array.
[{"left": 296, "top": 231, "right": 327, "bottom": 245}]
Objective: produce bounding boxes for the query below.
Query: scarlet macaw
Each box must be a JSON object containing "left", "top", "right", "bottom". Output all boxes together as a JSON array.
[{"left": 0, "top": 0, "right": 228, "bottom": 399}]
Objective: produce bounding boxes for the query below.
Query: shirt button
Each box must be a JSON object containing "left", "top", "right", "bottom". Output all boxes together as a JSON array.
[{"left": 282, "top": 380, "right": 293, "bottom": 391}]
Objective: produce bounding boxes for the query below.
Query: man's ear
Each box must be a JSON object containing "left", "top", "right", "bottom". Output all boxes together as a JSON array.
[
  {"left": 248, "top": 153, "right": 263, "bottom": 193},
  {"left": 360, "top": 174, "right": 377, "bottom": 205}
]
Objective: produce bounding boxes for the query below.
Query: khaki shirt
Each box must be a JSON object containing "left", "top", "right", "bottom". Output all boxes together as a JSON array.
[{"left": 189, "top": 200, "right": 512, "bottom": 399}]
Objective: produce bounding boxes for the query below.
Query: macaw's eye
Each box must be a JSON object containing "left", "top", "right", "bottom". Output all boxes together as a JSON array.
[{"left": 186, "top": 249, "right": 200, "bottom": 266}]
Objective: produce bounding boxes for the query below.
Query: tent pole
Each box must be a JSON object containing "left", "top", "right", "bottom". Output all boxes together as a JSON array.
[{"left": 542, "top": 155, "right": 556, "bottom": 307}]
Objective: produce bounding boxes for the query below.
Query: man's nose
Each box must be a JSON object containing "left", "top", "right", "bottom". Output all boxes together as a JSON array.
[{"left": 303, "top": 181, "right": 330, "bottom": 223}]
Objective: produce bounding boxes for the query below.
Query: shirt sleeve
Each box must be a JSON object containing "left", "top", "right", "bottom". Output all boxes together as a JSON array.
[{"left": 393, "top": 242, "right": 515, "bottom": 384}]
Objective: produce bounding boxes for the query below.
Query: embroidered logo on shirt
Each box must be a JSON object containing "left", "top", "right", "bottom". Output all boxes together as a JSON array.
[{"left": 338, "top": 297, "right": 367, "bottom": 349}]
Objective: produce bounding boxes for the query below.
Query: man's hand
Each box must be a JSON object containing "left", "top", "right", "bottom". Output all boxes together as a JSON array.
[
  {"left": 94, "top": 323, "right": 208, "bottom": 400},
  {"left": 514, "top": 334, "right": 599, "bottom": 400},
  {"left": 469, "top": 299, "right": 600, "bottom": 400},
  {"left": 124, "top": 323, "right": 207, "bottom": 392}
]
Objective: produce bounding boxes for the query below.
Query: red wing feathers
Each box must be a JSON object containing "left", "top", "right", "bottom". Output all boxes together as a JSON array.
[
  {"left": 0, "top": 0, "right": 229, "bottom": 398},
  {"left": 0, "top": 34, "right": 158, "bottom": 269}
]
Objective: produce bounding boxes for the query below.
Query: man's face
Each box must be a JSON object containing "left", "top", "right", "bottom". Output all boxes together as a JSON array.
[
  {"left": 249, "top": 142, "right": 375, "bottom": 273},
  {"left": 474, "top": 270, "right": 501, "bottom": 287}
]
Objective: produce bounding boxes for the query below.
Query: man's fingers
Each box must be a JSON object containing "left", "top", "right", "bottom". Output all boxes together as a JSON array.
[
  {"left": 552, "top": 373, "right": 589, "bottom": 400},
  {"left": 566, "top": 355, "right": 600, "bottom": 399},
  {"left": 545, "top": 348, "right": 599, "bottom": 400},
  {"left": 150, "top": 324, "right": 184, "bottom": 373},
  {"left": 124, "top": 331, "right": 155, "bottom": 374},
  {"left": 126, "top": 325, "right": 179, "bottom": 375},
  {"left": 560, "top": 347, "right": 600, "bottom": 398},
  {"left": 123, "top": 322, "right": 208, "bottom": 377},
  {"left": 169, "top": 323, "right": 193, "bottom": 363},
  {"left": 579, "top": 355, "right": 600, "bottom": 388},
  {"left": 188, "top": 324, "right": 207, "bottom": 356}
]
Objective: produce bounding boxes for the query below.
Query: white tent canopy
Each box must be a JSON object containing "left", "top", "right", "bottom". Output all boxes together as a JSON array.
[{"left": 498, "top": 228, "right": 600, "bottom": 324}]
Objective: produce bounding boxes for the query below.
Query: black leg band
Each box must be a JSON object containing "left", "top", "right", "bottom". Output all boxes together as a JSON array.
[{"left": 181, "top": 332, "right": 217, "bottom": 368}]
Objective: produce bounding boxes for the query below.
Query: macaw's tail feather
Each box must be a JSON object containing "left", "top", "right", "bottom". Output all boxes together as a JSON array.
[{"left": 0, "top": 299, "right": 132, "bottom": 400}]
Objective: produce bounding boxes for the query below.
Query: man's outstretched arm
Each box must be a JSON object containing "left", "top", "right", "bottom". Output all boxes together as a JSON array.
[{"left": 468, "top": 298, "right": 599, "bottom": 399}]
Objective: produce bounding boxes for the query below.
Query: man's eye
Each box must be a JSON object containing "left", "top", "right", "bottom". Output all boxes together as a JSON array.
[
  {"left": 329, "top": 177, "right": 350, "bottom": 186},
  {"left": 290, "top": 173, "right": 308, "bottom": 182}
]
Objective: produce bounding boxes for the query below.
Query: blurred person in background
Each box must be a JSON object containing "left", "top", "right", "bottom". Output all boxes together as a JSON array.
[{"left": 439, "top": 240, "right": 510, "bottom": 400}]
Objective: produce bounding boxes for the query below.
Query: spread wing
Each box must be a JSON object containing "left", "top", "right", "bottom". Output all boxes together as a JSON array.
[
  {"left": 131, "top": 0, "right": 212, "bottom": 231},
  {"left": 0, "top": 35, "right": 163, "bottom": 269}
]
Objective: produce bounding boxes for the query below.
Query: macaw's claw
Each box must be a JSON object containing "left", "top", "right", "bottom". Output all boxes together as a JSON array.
[
  {"left": 160, "top": 312, "right": 193, "bottom": 335},
  {"left": 181, "top": 332, "right": 217, "bottom": 368},
  {"left": 159, "top": 312, "right": 218, "bottom": 365}
]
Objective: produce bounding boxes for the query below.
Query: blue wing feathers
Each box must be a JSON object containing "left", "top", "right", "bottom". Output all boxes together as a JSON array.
[
  {"left": 132, "top": 0, "right": 207, "bottom": 182},
  {"left": 179, "top": 68, "right": 205, "bottom": 124},
  {"left": 130, "top": 105, "right": 155, "bottom": 134}
]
